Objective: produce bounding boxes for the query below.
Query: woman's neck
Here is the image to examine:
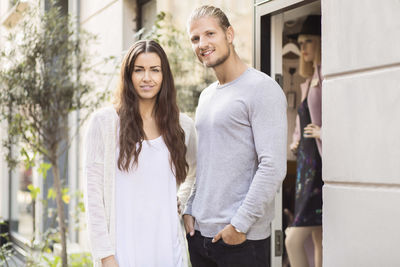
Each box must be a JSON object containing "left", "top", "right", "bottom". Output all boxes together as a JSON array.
[{"left": 139, "top": 99, "right": 156, "bottom": 120}]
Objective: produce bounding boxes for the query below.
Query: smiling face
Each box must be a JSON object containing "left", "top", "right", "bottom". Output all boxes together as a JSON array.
[
  {"left": 298, "top": 35, "right": 317, "bottom": 63},
  {"left": 131, "top": 52, "right": 163, "bottom": 102},
  {"left": 189, "top": 16, "right": 233, "bottom": 68}
]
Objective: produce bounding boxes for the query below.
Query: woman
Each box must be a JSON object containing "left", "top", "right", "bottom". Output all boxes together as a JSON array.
[
  {"left": 84, "top": 40, "right": 196, "bottom": 267},
  {"left": 285, "top": 15, "right": 323, "bottom": 267}
]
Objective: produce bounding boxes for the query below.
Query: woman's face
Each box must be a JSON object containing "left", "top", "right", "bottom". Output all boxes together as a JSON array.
[
  {"left": 298, "top": 35, "right": 317, "bottom": 63},
  {"left": 132, "top": 52, "right": 163, "bottom": 102}
]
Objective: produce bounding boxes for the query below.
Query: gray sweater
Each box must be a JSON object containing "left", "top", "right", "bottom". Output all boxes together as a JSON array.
[{"left": 185, "top": 68, "right": 287, "bottom": 240}]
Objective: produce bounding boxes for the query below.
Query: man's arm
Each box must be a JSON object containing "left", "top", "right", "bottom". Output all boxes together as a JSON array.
[{"left": 231, "top": 79, "right": 287, "bottom": 233}]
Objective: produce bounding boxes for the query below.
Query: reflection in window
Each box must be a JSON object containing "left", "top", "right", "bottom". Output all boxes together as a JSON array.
[
  {"left": 10, "top": 165, "right": 34, "bottom": 240},
  {"left": 9, "top": 0, "right": 18, "bottom": 7},
  {"left": 138, "top": 0, "right": 157, "bottom": 31}
]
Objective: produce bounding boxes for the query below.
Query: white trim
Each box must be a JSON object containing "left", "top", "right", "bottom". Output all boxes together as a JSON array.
[
  {"left": 257, "top": 0, "right": 304, "bottom": 14},
  {"left": 270, "top": 13, "right": 284, "bottom": 267}
]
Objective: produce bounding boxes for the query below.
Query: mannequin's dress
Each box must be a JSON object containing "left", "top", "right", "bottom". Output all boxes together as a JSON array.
[{"left": 292, "top": 95, "right": 323, "bottom": 226}]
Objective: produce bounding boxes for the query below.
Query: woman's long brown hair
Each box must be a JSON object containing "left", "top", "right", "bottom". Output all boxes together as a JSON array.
[{"left": 114, "top": 40, "right": 188, "bottom": 184}]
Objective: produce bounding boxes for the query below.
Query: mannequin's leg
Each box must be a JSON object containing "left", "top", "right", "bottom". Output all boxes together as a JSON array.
[
  {"left": 285, "top": 227, "right": 313, "bottom": 267},
  {"left": 311, "top": 226, "right": 322, "bottom": 267}
]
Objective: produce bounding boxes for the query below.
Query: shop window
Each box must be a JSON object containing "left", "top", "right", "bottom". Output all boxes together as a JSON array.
[
  {"left": 9, "top": 0, "right": 18, "bottom": 8},
  {"left": 10, "top": 164, "right": 34, "bottom": 241},
  {"left": 137, "top": 0, "right": 157, "bottom": 31}
]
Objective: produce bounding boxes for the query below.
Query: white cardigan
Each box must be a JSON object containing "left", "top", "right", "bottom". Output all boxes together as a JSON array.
[{"left": 84, "top": 106, "right": 197, "bottom": 267}]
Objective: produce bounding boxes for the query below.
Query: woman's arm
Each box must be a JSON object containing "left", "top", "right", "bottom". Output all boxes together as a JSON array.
[
  {"left": 84, "top": 114, "right": 116, "bottom": 263},
  {"left": 177, "top": 115, "right": 197, "bottom": 213},
  {"left": 101, "top": 255, "right": 119, "bottom": 267}
]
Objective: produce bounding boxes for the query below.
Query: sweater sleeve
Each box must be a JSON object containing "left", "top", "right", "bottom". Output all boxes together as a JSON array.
[
  {"left": 177, "top": 115, "right": 197, "bottom": 213},
  {"left": 84, "top": 114, "right": 114, "bottom": 261},
  {"left": 231, "top": 80, "right": 287, "bottom": 233}
]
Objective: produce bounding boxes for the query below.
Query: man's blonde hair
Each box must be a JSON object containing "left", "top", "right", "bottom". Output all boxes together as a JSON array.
[{"left": 187, "top": 5, "right": 231, "bottom": 31}]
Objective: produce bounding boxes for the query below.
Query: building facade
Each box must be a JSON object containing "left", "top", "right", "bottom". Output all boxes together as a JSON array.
[{"left": 1, "top": 0, "right": 399, "bottom": 266}]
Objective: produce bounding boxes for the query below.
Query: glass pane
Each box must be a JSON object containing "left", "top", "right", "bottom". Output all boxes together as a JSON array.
[
  {"left": 141, "top": 0, "right": 157, "bottom": 31},
  {"left": 10, "top": 165, "right": 34, "bottom": 240},
  {"left": 9, "top": 0, "right": 18, "bottom": 7}
]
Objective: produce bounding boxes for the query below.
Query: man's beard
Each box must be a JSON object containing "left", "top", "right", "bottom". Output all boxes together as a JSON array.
[{"left": 203, "top": 47, "right": 230, "bottom": 68}]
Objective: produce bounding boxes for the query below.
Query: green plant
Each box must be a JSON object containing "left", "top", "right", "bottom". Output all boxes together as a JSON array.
[
  {"left": 0, "top": 221, "right": 16, "bottom": 267},
  {"left": 69, "top": 252, "right": 92, "bottom": 267},
  {"left": 0, "top": 0, "right": 113, "bottom": 266}
]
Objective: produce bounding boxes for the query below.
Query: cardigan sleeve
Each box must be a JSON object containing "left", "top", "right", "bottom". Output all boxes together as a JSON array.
[
  {"left": 84, "top": 114, "right": 114, "bottom": 261},
  {"left": 177, "top": 114, "right": 197, "bottom": 213}
]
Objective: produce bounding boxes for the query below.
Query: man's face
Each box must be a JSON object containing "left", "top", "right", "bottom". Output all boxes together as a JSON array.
[{"left": 189, "top": 16, "right": 232, "bottom": 68}]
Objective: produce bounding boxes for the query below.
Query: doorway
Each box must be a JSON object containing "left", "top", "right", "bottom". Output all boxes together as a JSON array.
[{"left": 254, "top": 1, "right": 321, "bottom": 266}]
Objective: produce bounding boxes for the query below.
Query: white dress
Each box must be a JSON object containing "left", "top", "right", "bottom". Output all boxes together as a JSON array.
[
  {"left": 115, "top": 134, "right": 183, "bottom": 267},
  {"left": 84, "top": 107, "right": 196, "bottom": 267}
]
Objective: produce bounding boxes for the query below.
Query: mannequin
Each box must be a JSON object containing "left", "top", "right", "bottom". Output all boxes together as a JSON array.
[{"left": 285, "top": 15, "right": 323, "bottom": 267}]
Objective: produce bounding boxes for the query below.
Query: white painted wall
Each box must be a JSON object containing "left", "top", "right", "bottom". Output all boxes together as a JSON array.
[
  {"left": 322, "top": 0, "right": 400, "bottom": 266},
  {"left": 76, "top": 0, "right": 132, "bottom": 251}
]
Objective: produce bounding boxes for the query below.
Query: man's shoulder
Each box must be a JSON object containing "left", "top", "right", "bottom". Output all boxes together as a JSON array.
[
  {"left": 243, "top": 69, "right": 285, "bottom": 104},
  {"left": 200, "top": 81, "right": 218, "bottom": 95},
  {"left": 245, "top": 68, "right": 277, "bottom": 89}
]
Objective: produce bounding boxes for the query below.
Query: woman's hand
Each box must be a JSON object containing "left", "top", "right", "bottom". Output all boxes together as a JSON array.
[
  {"left": 290, "top": 140, "right": 299, "bottom": 154},
  {"left": 101, "top": 255, "right": 119, "bottom": 267},
  {"left": 304, "top": 124, "right": 321, "bottom": 139}
]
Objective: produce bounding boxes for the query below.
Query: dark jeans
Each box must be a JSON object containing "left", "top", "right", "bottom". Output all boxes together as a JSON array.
[{"left": 187, "top": 230, "right": 270, "bottom": 267}]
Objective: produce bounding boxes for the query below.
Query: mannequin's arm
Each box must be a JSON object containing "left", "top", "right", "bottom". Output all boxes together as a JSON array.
[{"left": 290, "top": 115, "right": 301, "bottom": 154}]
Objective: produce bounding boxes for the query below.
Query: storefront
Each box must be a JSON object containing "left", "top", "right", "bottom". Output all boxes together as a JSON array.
[{"left": 254, "top": 0, "right": 400, "bottom": 266}]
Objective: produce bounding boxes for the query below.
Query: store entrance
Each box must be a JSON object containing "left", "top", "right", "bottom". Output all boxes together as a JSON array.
[{"left": 255, "top": 1, "right": 322, "bottom": 266}]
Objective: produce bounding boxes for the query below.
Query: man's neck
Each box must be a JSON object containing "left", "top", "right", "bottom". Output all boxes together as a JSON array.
[{"left": 213, "top": 51, "right": 248, "bottom": 85}]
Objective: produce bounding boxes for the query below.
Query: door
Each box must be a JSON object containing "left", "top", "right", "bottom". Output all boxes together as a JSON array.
[
  {"left": 255, "top": 9, "right": 285, "bottom": 267},
  {"left": 254, "top": 1, "right": 320, "bottom": 266}
]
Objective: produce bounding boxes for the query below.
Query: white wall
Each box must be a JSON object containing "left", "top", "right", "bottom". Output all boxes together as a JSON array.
[
  {"left": 322, "top": 0, "right": 400, "bottom": 266},
  {"left": 76, "top": 0, "right": 138, "bottom": 250}
]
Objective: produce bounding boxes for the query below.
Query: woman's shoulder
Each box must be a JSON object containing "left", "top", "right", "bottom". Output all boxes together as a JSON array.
[
  {"left": 90, "top": 106, "right": 118, "bottom": 122},
  {"left": 87, "top": 106, "right": 118, "bottom": 134}
]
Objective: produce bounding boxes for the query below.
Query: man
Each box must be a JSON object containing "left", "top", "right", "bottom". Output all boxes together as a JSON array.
[{"left": 183, "top": 5, "right": 287, "bottom": 267}]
